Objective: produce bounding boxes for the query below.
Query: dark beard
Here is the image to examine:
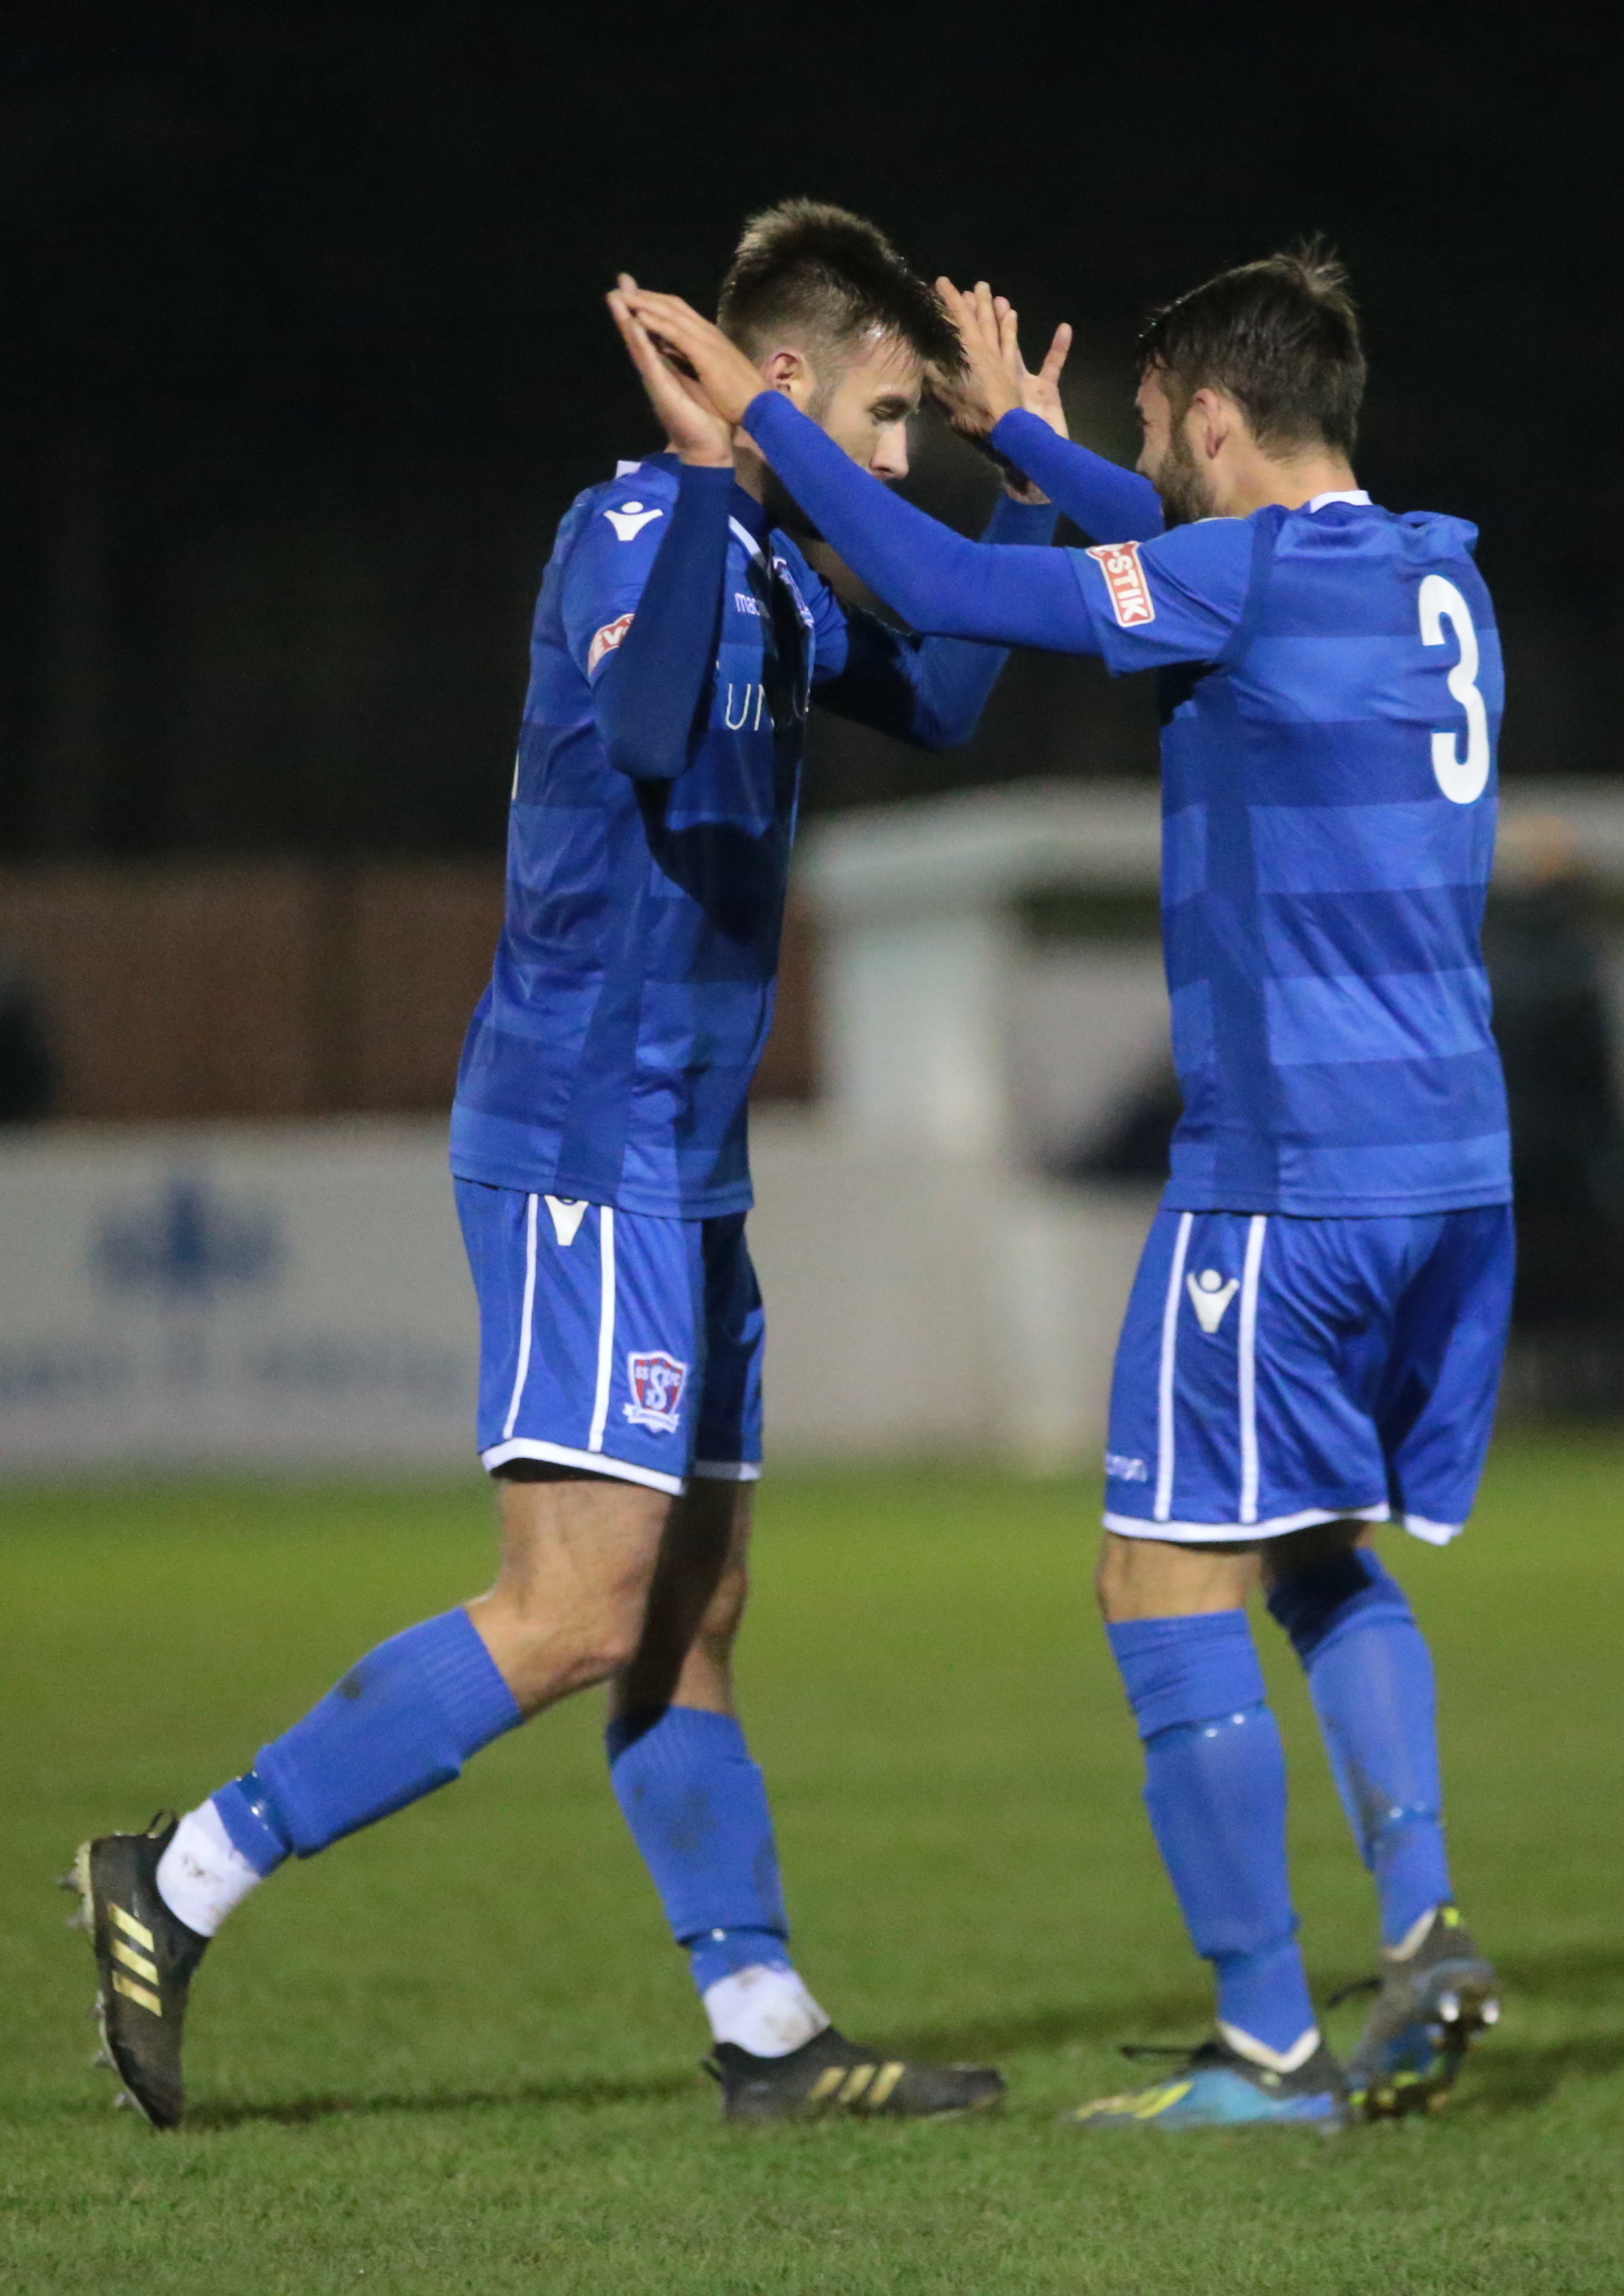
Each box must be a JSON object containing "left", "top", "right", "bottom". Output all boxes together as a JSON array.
[{"left": 1154, "top": 427, "right": 1217, "bottom": 528}]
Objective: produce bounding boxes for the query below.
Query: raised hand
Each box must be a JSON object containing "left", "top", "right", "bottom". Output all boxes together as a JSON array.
[
  {"left": 608, "top": 277, "right": 734, "bottom": 467},
  {"left": 933, "top": 277, "right": 1072, "bottom": 442},
  {"left": 1012, "top": 303, "right": 1073, "bottom": 442},
  {"left": 614, "top": 286, "right": 768, "bottom": 429}
]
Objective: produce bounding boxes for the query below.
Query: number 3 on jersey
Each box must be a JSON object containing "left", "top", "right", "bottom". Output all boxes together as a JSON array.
[{"left": 1419, "top": 574, "right": 1491, "bottom": 804}]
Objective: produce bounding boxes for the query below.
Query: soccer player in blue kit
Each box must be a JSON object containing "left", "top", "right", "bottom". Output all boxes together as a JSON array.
[
  {"left": 624, "top": 245, "right": 1510, "bottom": 2129},
  {"left": 71, "top": 204, "right": 1067, "bottom": 2129}
]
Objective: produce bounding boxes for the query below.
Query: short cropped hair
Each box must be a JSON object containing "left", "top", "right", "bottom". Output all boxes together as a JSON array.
[
  {"left": 1138, "top": 243, "right": 1366, "bottom": 459},
  {"left": 718, "top": 199, "right": 963, "bottom": 375}
]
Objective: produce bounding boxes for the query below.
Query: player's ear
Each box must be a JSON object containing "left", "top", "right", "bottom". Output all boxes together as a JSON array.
[
  {"left": 1188, "top": 387, "right": 1230, "bottom": 463},
  {"left": 758, "top": 346, "right": 813, "bottom": 400}
]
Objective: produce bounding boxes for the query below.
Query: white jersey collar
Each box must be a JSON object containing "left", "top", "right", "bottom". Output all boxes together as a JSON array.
[{"left": 1307, "top": 488, "right": 1372, "bottom": 512}]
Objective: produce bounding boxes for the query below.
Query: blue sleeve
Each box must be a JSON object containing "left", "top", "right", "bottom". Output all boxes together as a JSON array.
[
  {"left": 565, "top": 466, "right": 735, "bottom": 782},
  {"left": 990, "top": 410, "right": 1164, "bottom": 544},
  {"left": 1065, "top": 522, "right": 1257, "bottom": 671},
  {"left": 744, "top": 392, "right": 1094, "bottom": 652},
  {"left": 744, "top": 391, "right": 1257, "bottom": 669},
  {"left": 811, "top": 495, "right": 1059, "bottom": 749},
  {"left": 558, "top": 476, "right": 672, "bottom": 678}
]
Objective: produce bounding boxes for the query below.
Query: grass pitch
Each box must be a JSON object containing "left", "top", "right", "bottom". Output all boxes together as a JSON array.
[{"left": 4, "top": 1436, "right": 1623, "bottom": 2294}]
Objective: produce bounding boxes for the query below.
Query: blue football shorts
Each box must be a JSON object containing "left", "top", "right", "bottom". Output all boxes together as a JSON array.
[
  {"left": 455, "top": 1180, "right": 764, "bottom": 1496},
  {"left": 1103, "top": 1203, "right": 1514, "bottom": 1546}
]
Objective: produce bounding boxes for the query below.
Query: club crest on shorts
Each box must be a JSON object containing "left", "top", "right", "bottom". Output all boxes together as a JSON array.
[{"left": 623, "top": 1350, "right": 688, "bottom": 1434}]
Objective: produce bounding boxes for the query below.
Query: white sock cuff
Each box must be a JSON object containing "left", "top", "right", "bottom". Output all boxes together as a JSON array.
[
  {"left": 155, "top": 1799, "right": 266, "bottom": 1939},
  {"left": 1217, "top": 2019, "right": 1322, "bottom": 2074},
  {"left": 1387, "top": 1904, "right": 1445, "bottom": 1962},
  {"left": 701, "top": 1965, "right": 830, "bottom": 2060}
]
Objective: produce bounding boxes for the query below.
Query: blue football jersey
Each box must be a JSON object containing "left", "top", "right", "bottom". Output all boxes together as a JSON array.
[
  {"left": 450, "top": 459, "right": 821, "bottom": 1216},
  {"left": 1066, "top": 499, "right": 1511, "bottom": 1217},
  {"left": 450, "top": 456, "right": 1045, "bottom": 1217}
]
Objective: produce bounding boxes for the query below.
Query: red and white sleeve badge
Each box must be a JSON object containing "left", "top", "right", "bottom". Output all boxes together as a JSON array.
[
  {"left": 1085, "top": 541, "right": 1156, "bottom": 627},
  {"left": 588, "top": 612, "right": 633, "bottom": 673}
]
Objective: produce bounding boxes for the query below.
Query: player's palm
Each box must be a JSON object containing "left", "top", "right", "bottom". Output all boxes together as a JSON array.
[
  {"left": 935, "top": 278, "right": 1072, "bottom": 446},
  {"left": 933, "top": 277, "right": 1022, "bottom": 437}
]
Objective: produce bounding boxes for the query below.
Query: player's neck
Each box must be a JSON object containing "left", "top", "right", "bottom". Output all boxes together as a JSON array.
[
  {"left": 730, "top": 438, "right": 769, "bottom": 503},
  {"left": 1217, "top": 446, "right": 1360, "bottom": 519}
]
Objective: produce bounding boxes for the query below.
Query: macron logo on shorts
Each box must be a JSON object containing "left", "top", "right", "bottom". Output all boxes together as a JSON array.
[
  {"left": 1187, "top": 1269, "right": 1240, "bottom": 1334},
  {"left": 1086, "top": 540, "right": 1156, "bottom": 627}
]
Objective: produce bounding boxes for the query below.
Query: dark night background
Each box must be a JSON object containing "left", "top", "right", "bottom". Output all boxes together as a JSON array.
[{"left": 3, "top": 3, "right": 1620, "bottom": 862}]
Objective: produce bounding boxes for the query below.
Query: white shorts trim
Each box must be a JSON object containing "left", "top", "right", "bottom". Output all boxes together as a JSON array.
[
  {"left": 689, "top": 1459, "right": 762, "bottom": 1482},
  {"left": 1235, "top": 1215, "right": 1269, "bottom": 1526},
  {"left": 501, "top": 1193, "right": 541, "bottom": 1442},
  {"left": 1103, "top": 1501, "right": 1392, "bottom": 1544},
  {"left": 1153, "top": 1212, "right": 1193, "bottom": 1523},
  {"left": 480, "top": 1437, "right": 683, "bottom": 1496},
  {"left": 1403, "top": 1513, "right": 1462, "bottom": 1546},
  {"left": 587, "top": 1207, "right": 616, "bottom": 1454}
]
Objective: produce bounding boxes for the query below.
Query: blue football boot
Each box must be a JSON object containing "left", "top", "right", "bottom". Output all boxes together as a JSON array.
[
  {"left": 1343, "top": 1905, "right": 1499, "bottom": 2119},
  {"left": 1070, "top": 2037, "right": 1350, "bottom": 2130}
]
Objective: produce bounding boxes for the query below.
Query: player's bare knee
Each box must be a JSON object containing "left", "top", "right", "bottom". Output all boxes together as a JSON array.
[
  {"left": 1096, "top": 1530, "right": 1256, "bottom": 1623},
  {"left": 694, "top": 1561, "right": 750, "bottom": 1663}
]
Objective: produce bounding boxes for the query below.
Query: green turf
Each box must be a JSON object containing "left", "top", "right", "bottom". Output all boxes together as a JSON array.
[{"left": 4, "top": 1436, "right": 1623, "bottom": 2293}]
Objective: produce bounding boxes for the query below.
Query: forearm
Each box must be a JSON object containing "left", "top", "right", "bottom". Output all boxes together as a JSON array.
[
  {"left": 596, "top": 465, "right": 733, "bottom": 780},
  {"left": 904, "top": 494, "right": 1059, "bottom": 746},
  {"left": 990, "top": 410, "right": 1164, "bottom": 544},
  {"left": 744, "top": 393, "right": 1094, "bottom": 652}
]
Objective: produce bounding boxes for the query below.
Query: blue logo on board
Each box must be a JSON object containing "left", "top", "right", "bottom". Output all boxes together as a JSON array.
[{"left": 93, "top": 1176, "right": 285, "bottom": 1304}]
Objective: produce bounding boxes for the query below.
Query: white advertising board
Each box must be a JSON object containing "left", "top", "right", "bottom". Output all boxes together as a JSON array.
[
  {"left": 0, "top": 1116, "right": 1150, "bottom": 1476},
  {"left": 0, "top": 1121, "right": 476, "bottom": 1471}
]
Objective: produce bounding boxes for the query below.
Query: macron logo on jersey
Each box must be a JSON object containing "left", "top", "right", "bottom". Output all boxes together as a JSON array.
[
  {"left": 1086, "top": 540, "right": 1156, "bottom": 627},
  {"left": 588, "top": 613, "right": 633, "bottom": 673},
  {"left": 604, "top": 500, "right": 663, "bottom": 543}
]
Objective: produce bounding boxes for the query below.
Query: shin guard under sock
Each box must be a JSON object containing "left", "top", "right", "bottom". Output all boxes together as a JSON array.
[
  {"left": 1268, "top": 1549, "right": 1451, "bottom": 1947},
  {"left": 1108, "top": 1611, "right": 1317, "bottom": 2060},
  {"left": 211, "top": 1609, "right": 522, "bottom": 1869}
]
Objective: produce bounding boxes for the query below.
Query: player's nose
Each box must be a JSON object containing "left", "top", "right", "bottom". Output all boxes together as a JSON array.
[{"left": 871, "top": 428, "right": 910, "bottom": 482}]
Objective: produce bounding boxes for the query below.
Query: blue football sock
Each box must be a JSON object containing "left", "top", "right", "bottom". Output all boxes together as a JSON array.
[
  {"left": 211, "top": 1610, "right": 522, "bottom": 1867},
  {"left": 607, "top": 1707, "right": 791, "bottom": 1995},
  {"left": 1108, "top": 1611, "right": 1316, "bottom": 2058},
  {"left": 1268, "top": 1549, "right": 1451, "bottom": 1948}
]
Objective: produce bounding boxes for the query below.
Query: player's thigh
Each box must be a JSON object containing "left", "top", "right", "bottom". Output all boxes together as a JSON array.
[
  {"left": 1378, "top": 1203, "right": 1514, "bottom": 1543},
  {"left": 1103, "top": 1207, "right": 1392, "bottom": 1547},
  {"left": 641, "top": 1472, "right": 753, "bottom": 1637},
  {"left": 646, "top": 1214, "right": 762, "bottom": 1648},
  {"left": 492, "top": 1466, "right": 671, "bottom": 1616},
  {"left": 618, "top": 1479, "right": 754, "bottom": 1715}
]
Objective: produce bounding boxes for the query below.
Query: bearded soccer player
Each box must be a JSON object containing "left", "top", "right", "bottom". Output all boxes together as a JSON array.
[
  {"left": 623, "top": 248, "right": 1508, "bottom": 2129},
  {"left": 70, "top": 203, "right": 1067, "bottom": 2129}
]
